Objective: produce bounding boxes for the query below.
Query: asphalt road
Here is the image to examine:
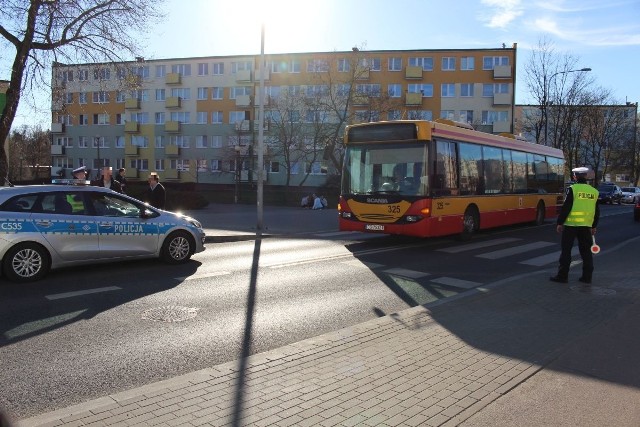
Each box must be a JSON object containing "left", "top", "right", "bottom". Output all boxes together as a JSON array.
[{"left": 0, "top": 204, "right": 633, "bottom": 419}]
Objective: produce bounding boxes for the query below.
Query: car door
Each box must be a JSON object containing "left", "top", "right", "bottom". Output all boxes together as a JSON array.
[
  {"left": 88, "top": 191, "right": 160, "bottom": 258},
  {"left": 31, "top": 191, "right": 101, "bottom": 261}
]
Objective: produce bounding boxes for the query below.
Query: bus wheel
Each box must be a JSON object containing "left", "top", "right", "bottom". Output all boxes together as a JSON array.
[
  {"left": 460, "top": 206, "right": 479, "bottom": 241},
  {"left": 534, "top": 202, "right": 545, "bottom": 226}
]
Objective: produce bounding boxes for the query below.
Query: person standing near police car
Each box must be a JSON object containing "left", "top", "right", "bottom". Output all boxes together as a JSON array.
[
  {"left": 93, "top": 166, "right": 122, "bottom": 193},
  {"left": 550, "top": 167, "right": 600, "bottom": 285},
  {"left": 144, "top": 172, "right": 166, "bottom": 209}
]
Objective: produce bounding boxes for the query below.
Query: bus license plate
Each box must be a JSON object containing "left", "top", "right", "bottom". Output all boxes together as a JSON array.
[{"left": 365, "top": 224, "right": 385, "bottom": 231}]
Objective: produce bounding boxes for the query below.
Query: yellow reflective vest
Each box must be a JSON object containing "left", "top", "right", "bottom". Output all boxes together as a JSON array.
[{"left": 565, "top": 183, "right": 598, "bottom": 226}]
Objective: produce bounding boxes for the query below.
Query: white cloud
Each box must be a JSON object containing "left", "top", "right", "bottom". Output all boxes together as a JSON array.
[{"left": 480, "top": 0, "right": 524, "bottom": 28}]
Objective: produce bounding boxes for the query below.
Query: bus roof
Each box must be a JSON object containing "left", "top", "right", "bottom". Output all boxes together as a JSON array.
[{"left": 345, "top": 120, "right": 564, "bottom": 158}]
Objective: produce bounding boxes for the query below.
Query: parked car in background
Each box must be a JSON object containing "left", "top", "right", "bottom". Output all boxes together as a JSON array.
[
  {"left": 621, "top": 186, "right": 640, "bottom": 204},
  {"left": 597, "top": 183, "right": 623, "bottom": 204}
]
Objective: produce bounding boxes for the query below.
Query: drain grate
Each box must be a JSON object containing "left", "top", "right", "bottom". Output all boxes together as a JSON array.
[{"left": 142, "top": 306, "right": 199, "bottom": 322}]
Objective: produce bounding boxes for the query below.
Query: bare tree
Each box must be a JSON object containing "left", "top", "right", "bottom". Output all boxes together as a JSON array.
[
  {"left": 0, "top": 0, "right": 164, "bottom": 184},
  {"left": 7, "top": 124, "right": 50, "bottom": 182}
]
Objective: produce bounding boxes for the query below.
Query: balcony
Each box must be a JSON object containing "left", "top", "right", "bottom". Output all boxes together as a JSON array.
[
  {"left": 125, "top": 144, "right": 139, "bottom": 155},
  {"left": 352, "top": 94, "right": 370, "bottom": 106},
  {"left": 51, "top": 145, "right": 64, "bottom": 155},
  {"left": 235, "top": 120, "right": 250, "bottom": 131},
  {"left": 51, "top": 123, "right": 64, "bottom": 133},
  {"left": 235, "top": 95, "right": 251, "bottom": 107},
  {"left": 125, "top": 98, "right": 140, "bottom": 109},
  {"left": 165, "top": 121, "right": 180, "bottom": 132},
  {"left": 493, "top": 93, "right": 511, "bottom": 105},
  {"left": 492, "top": 121, "right": 511, "bottom": 133},
  {"left": 165, "top": 144, "right": 179, "bottom": 155},
  {"left": 165, "top": 72, "right": 181, "bottom": 84},
  {"left": 235, "top": 69, "right": 252, "bottom": 82},
  {"left": 124, "top": 121, "right": 139, "bottom": 133},
  {"left": 355, "top": 69, "right": 370, "bottom": 80},
  {"left": 165, "top": 96, "right": 181, "bottom": 109},
  {"left": 126, "top": 168, "right": 138, "bottom": 178},
  {"left": 405, "top": 66, "right": 423, "bottom": 79},
  {"left": 405, "top": 92, "right": 423, "bottom": 106},
  {"left": 493, "top": 65, "right": 512, "bottom": 79}
]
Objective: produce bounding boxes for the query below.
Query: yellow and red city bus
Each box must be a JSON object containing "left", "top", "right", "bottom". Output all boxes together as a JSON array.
[{"left": 338, "top": 119, "right": 565, "bottom": 238}]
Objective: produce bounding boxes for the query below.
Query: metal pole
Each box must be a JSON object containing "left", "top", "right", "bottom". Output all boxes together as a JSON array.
[
  {"left": 257, "top": 24, "right": 265, "bottom": 232},
  {"left": 235, "top": 149, "right": 240, "bottom": 204}
]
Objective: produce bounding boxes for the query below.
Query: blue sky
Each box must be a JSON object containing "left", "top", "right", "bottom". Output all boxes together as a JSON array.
[{"left": 6, "top": 0, "right": 640, "bottom": 128}]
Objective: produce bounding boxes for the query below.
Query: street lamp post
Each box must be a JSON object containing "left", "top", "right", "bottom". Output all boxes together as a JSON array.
[
  {"left": 543, "top": 68, "right": 591, "bottom": 146},
  {"left": 235, "top": 145, "right": 241, "bottom": 204},
  {"left": 95, "top": 135, "right": 101, "bottom": 178}
]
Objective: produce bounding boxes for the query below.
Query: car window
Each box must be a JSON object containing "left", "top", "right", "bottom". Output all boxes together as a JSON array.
[
  {"left": 0, "top": 194, "right": 38, "bottom": 212},
  {"left": 90, "top": 193, "right": 142, "bottom": 218}
]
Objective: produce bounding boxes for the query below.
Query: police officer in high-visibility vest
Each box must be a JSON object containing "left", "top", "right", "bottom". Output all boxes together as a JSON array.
[{"left": 550, "top": 167, "right": 600, "bottom": 285}]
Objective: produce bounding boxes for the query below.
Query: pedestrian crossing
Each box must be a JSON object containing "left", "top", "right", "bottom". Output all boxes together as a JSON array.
[{"left": 337, "top": 236, "right": 582, "bottom": 292}]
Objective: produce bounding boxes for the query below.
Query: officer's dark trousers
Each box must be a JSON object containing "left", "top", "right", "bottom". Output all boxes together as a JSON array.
[{"left": 557, "top": 226, "right": 594, "bottom": 281}]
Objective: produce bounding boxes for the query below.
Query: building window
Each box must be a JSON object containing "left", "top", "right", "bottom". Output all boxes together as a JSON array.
[
  {"left": 78, "top": 114, "right": 88, "bottom": 126},
  {"left": 481, "top": 110, "right": 508, "bottom": 124},
  {"left": 211, "top": 135, "right": 222, "bottom": 148},
  {"left": 93, "top": 67, "right": 110, "bottom": 80},
  {"left": 337, "top": 58, "right": 350, "bottom": 72},
  {"left": 407, "top": 110, "right": 432, "bottom": 120},
  {"left": 155, "top": 112, "right": 165, "bottom": 124},
  {"left": 388, "top": 110, "right": 402, "bottom": 120},
  {"left": 155, "top": 136, "right": 165, "bottom": 148},
  {"left": 155, "top": 159, "right": 164, "bottom": 171},
  {"left": 461, "top": 84, "right": 474, "bottom": 97},
  {"left": 78, "top": 69, "right": 88, "bottom": 81},
  {"left": 130, "top": 159, "right": 149, "bottom": 171},
  {"left": 197, "top": 112, "right": 207, "bottom": 124},
  {"left": 116, "top": 91, "right": 126, "bottom": 103},
  {"left": 155, "top": 89, "right": 165, "bottom": 101},
  {"left": 170, "top": 88, "right": 191, "bottom": 100},
  {"left": 483, "top": 56, "right": 510, "bottom": 70},
  {"left": 115, "top": 136, "right": 125, "bottom": 148},
  {"left": 131, "top": 112, "right": 149, "bottom": 124},
  {"left": 230, "top": 86, "right": 251, "bottom": 99},
  {"left": 210, "top": 159, "right": 221, "bottom": 172},
  {"left": 171, "top": 64, "right": 191, "bottom": 76},
  {"left": 482, "top": 83, "right": 509, "bottom": 97},
  {"left": 441, "top": 84, "right": 455, "bottom": 97},
  {"left": 307, "top": 59, "right": 329, "bottom": 72},
  {"left": 290, "top": 59, "right": 300, "bottom": 73},
  {"left": 115, "top": 114, "right": 123, "bottom": 125},
  {"left": 229, "top": 111, "right": 246, "bottom": 124},
  {"left": 459, "top": 110, "right": 474, "bottom": 123},
  {"left": 461, "top": 57, "right": 475, "bottom": 70},
  {"left": 54, "top": 137, "right": 73, "bottom": 147},
  {"left": 132, "top": 136, "right": 149, "bottom": 147},
  {"left": 409, "top": 57, "right": 433, "bottom": 71},
  {"left": 212, "top": 62, "right": 224, "bottom": 75},
  {"left": 388, "top": 84, "right": 402, "bottom": 98},
  {"left": 269, "top": 161, "right": 279, "bottom": 173},
  {"left": 196, "top": 136, "right": 208, "bottom": 148},
  {"left": 169, "top": 135, "right": 190, "bottom": 148},
  {"left": 212, "top": 111, "right": 223, "bottom": 124},
  {"left": 408, "top": 84, "right": 433, "bottom": 97},
  {"left": 211, "top": 87, "right": 223, "bottom": 100},
  {"left": 79, "top": 92, "right": 87, "bottom": 104},
  {"left": 440, "top": 110, "right": 455, "bottom": 120},
  {"left": 93, "top": 113, "right": 109, "bottom": 125},
  {"left": 92, "top": 91, "right": 109, "bottom": 103},
  {"left": 116, "top": 158, "right": 126, "bottom": 169},
  {"left": 442, "top": 57, "right": 456, "bottom": 71},
  {"left": 198, "top": 63, "right": 208, "bottom": 76},
  {"left": 155, "top": 65, "right": 166, "bottom": 77},
  {"left": 197, "top": 87, "right": 208, "bottom": 100},
  {"left": 170, "top": 112, "right": 190, "bottom": 123},
  {"left": 388, "top": 57, "right": 402, "bottom": 71},
  {"left": 78, "top": 136, "right": 88, "bottom": 148}
]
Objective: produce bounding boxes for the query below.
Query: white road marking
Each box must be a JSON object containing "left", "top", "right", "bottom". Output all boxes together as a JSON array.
[
  {"left": 383, "top": 268, "right": 430, "bottom": 279},
  {"left": 430, "top": 277, "right": 482, "bottom": 289},
  {"left": 476, "top": 241, "right": 555, "bottom": 259},
  {"left": 520, "top": 247, "right": 580, "bottom": 266},
  {"left": 342, "top": 260, "right": 384, "bottom": 269},
  {"left": 438, "top": 238, "right": 521, "bottom": 253},
  {"left": 45, "top": 286, "right": 121, "bottom": 300}
]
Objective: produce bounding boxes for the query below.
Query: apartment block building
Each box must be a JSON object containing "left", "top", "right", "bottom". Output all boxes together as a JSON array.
[{"left": 50, "top": 45, "right": 517, "bottom": 186}]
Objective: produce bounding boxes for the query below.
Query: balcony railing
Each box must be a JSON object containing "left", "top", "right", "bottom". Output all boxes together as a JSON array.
[
  {"left": 493, "top": 65, "right": 512, "bottom": 79},
  {"left": 124, "top": 121, "right": 139, "bottom": 133},
  {"left": 125, "top": 98, "right": 140, "bottom": 109},
  {"left": 165, "top": 96, "right": 181, "bottom": 109},
  {"left": 165, "top": 121, "right": 180, "bottom": 132},
  {"left": 165, "top": 73, "right": 181, "bottom": 84},
  {"left": 405, "top": 92, "right": 423, "bottom": 106},
  {"left": 405, "top": 66, "right": 423, "bottom": 79}
]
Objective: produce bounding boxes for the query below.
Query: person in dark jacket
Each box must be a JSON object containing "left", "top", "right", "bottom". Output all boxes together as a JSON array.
[
  {"left": 115, "top": 168, "right": 128, "bottom": 194},
  {"left": 550, "top": 167, "right": 600, "bottom": 285},
  {"left": 93, "top": 166, "right": 122, "bottom": 193},
  {"left": 144, "top": 172, "right": 166, "bottom": 209}
]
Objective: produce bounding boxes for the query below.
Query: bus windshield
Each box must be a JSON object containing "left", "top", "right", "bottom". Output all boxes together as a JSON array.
[{"left": 342, "top": 143, "right": 427, "bottom": 196}]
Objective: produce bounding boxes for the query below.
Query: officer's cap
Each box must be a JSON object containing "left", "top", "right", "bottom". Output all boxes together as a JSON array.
[
  {"left": 571, "top": 167, "right": 589, "bottom": 174},
  {"left": 72, "top": 166, "right": 88, "bottom": 174}
]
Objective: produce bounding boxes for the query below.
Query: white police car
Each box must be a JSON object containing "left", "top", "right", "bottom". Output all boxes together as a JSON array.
[{"left": 0, "top": 181, "right": 206, "bottom": 283}]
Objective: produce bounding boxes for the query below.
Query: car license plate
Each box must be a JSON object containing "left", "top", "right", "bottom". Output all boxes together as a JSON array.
[{"left": 365, "top": 224, "right": 385, "bottom": 231}]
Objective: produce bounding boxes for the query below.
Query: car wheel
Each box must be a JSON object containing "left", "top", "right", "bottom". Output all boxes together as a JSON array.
[
  {"left": 2, "top": 242, "right": 50, "bottom": 283},
  {"left": 161, "top": 231, "right": 194, "bottom": 264}
]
